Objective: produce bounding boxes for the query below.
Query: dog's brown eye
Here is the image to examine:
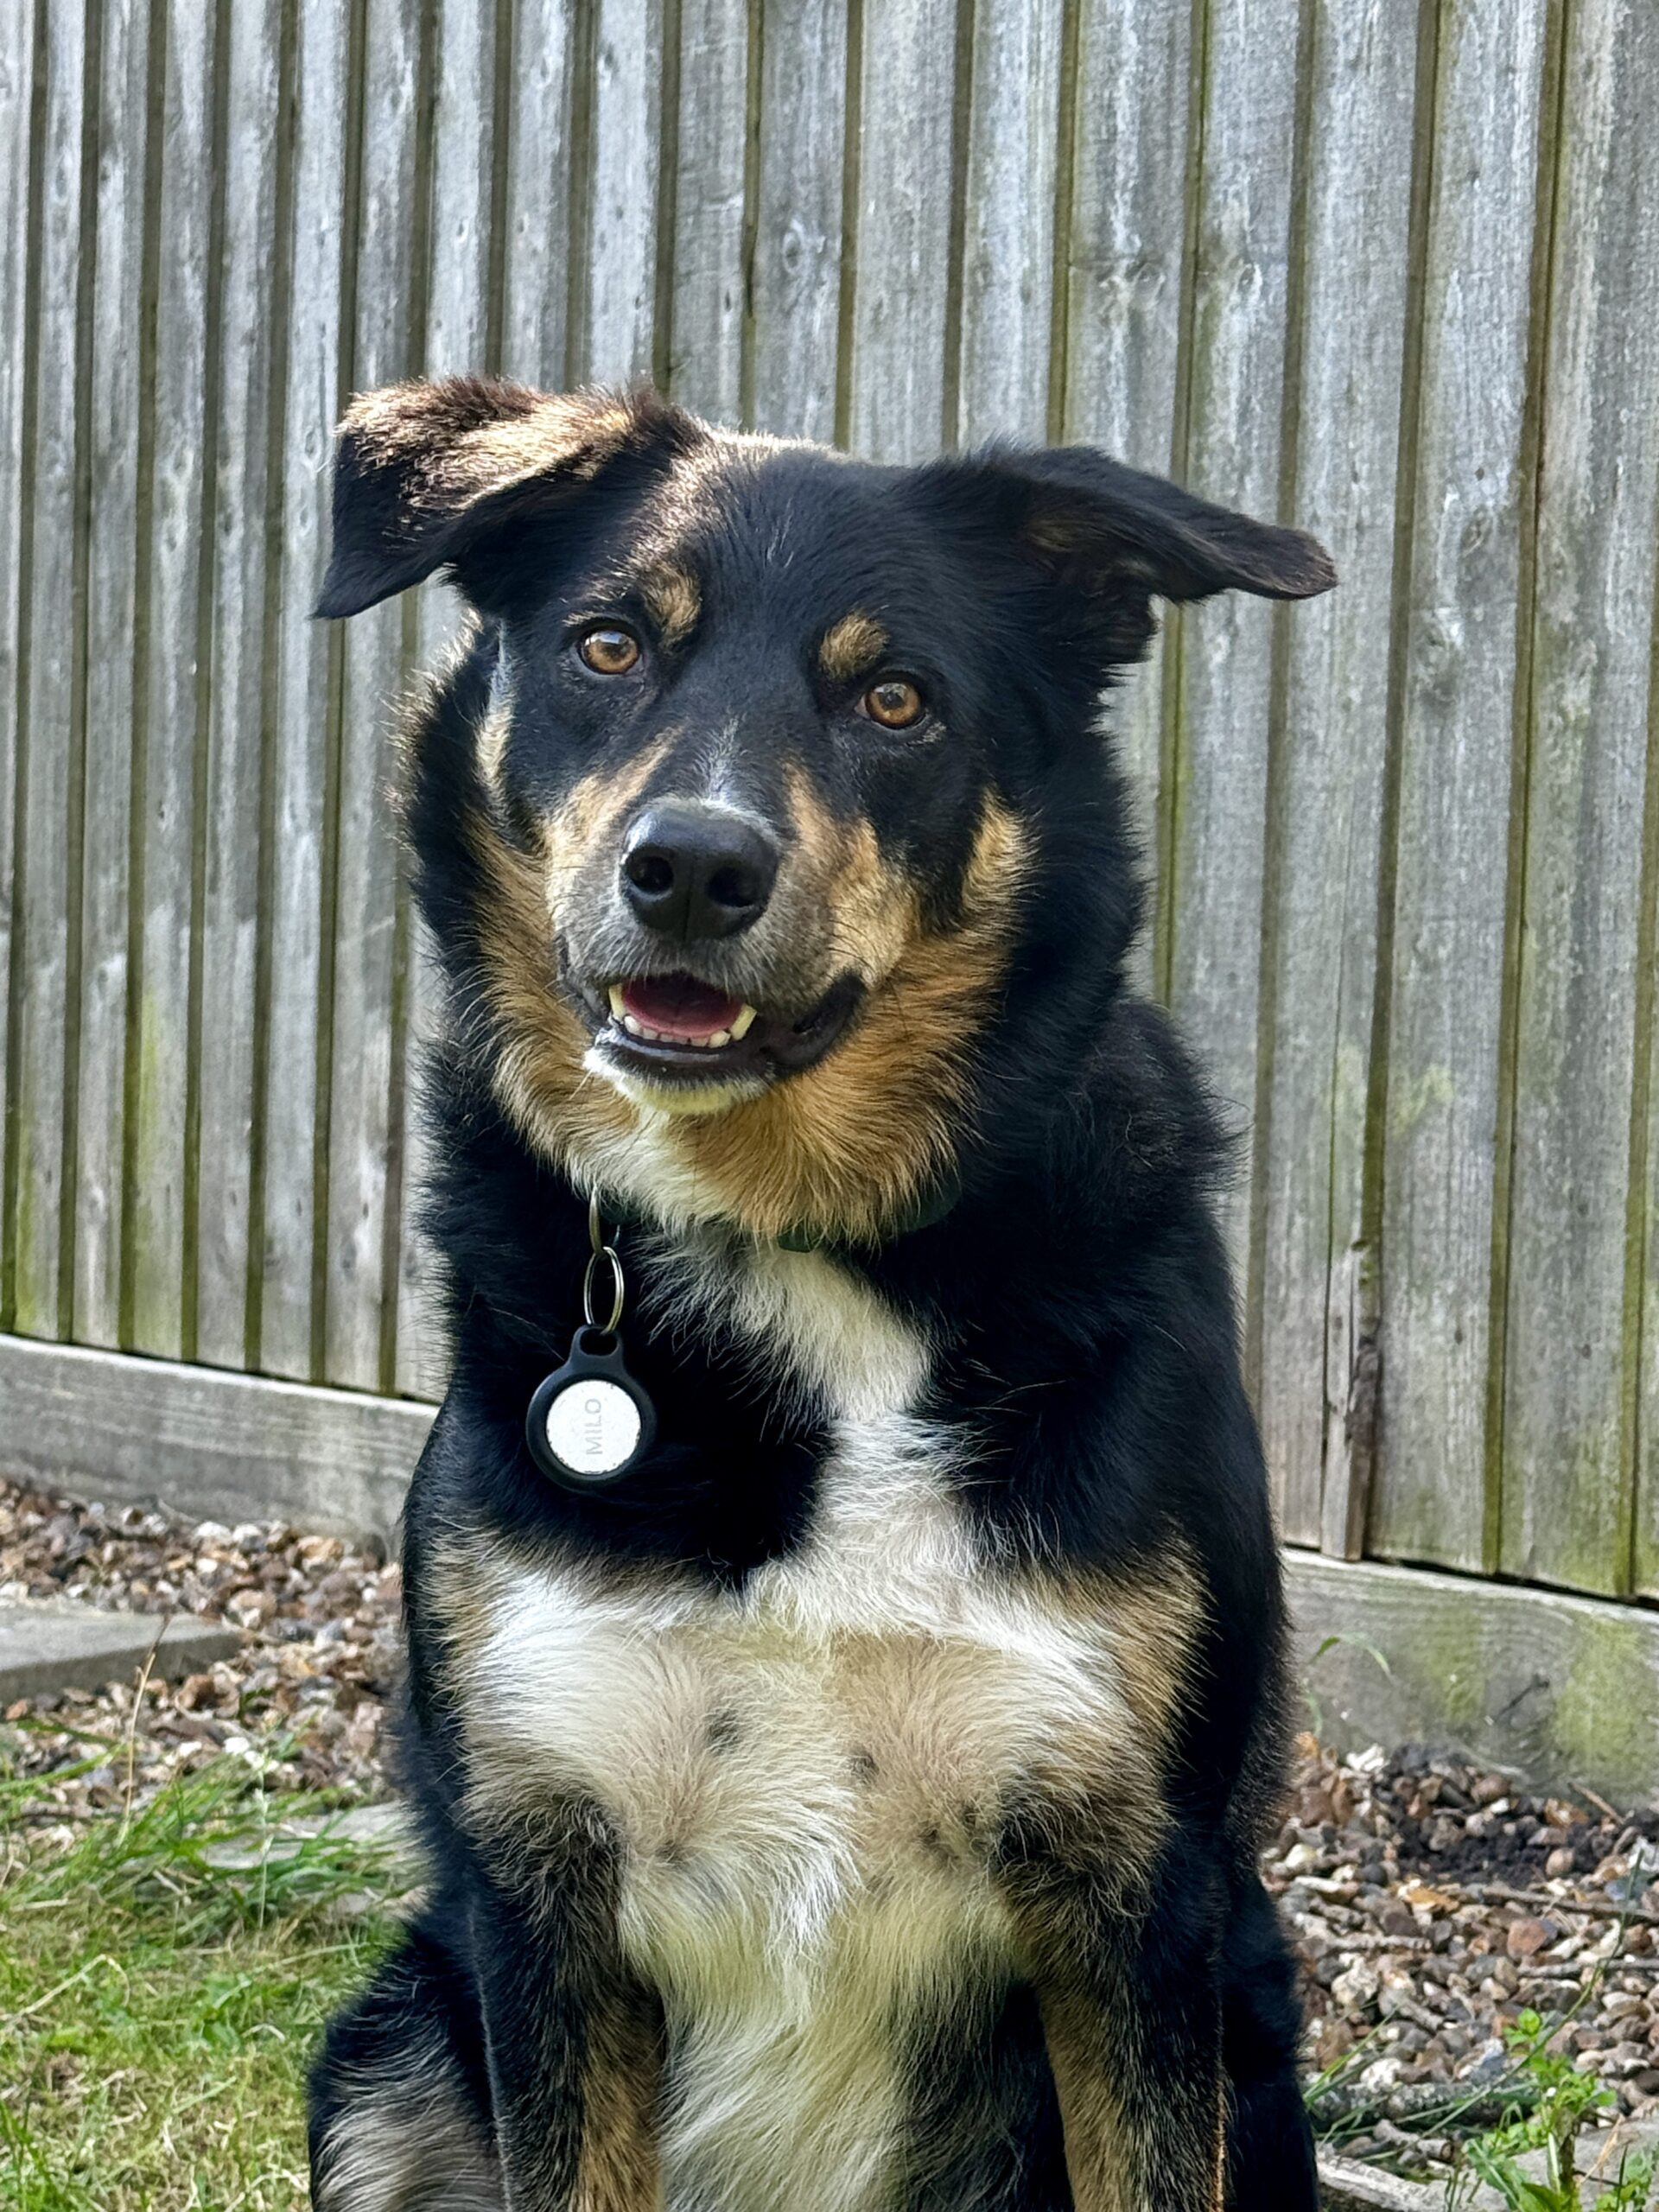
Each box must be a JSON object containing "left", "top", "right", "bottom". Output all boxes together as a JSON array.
[
  {"left": 578, "top": 625, "right": 641, "bottom": 675},
  {"left": 861, "top": 677, "right": 925, "bottom": 729}
]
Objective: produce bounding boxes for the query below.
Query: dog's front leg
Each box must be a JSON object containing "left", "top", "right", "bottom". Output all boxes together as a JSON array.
[
  {"left": 1007, "top": 1838, "right": 1228, "bottom": 2212},
  {"left": 467, "top": 1809, "right": 663, "bottom": 2212}
]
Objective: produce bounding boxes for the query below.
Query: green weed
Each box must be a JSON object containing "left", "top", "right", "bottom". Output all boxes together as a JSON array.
[{"left": 1448, "top": 2010, "right": 1656, "bottom": 2210}]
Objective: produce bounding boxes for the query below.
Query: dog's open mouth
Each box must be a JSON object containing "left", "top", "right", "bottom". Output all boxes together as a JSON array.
[
  {"left": 589, "top": 970, "right": 864, "bottom": 1092},
  {"left": 611, "top": 976, "right": 758, "bottom": 1051}
]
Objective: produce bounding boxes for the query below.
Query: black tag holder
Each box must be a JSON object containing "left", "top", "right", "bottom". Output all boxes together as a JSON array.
[{"left": 524, "top": 1200, "right": 657, "bottom": 1493}]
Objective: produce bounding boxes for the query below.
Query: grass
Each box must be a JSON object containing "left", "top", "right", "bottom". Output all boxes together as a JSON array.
[{"left": 1, "top": 1732, "right": 407, "bottom": 2212}]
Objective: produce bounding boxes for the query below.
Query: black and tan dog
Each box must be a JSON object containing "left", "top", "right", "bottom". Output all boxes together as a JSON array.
[{"left": 306, "top": 377, "right": 1335, "bottom": 2212}]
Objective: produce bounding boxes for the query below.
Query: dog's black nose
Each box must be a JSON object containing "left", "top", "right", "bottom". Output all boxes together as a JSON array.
[{"left": 620, "top": 802, "right": 781, "bottom": 941}]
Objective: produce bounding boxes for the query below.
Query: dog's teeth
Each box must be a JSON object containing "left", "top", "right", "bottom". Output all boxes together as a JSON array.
[
  {"left": 728, "top": 1004, "right": 758, "bottom": 1040},
  {"left": 622, "top": 1014, "right": 646, "bottom": 1038},
  {"left": 704, "top": 1029, "right": 732, "bottom": 1050},
  {"left": 607, "top": 985, "right": 628, "bottom": 1020}
]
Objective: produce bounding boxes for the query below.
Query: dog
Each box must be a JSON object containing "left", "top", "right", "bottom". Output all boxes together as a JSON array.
[{"left": 305, "top": 375, "right": 1335, "bottom": 2212}]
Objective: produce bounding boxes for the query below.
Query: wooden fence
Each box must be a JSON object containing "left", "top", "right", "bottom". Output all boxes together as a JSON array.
[{"left": 3, "top": 0, "right": 1657, "bottom": 1617}]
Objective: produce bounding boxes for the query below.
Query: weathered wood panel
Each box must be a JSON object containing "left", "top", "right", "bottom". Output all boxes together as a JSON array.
[
  {"left": 1639, "top": 802, "right": 1659, "bottom": 1599},
  {"left": 667, "top": 0, "right": 751, "bottom": 421},
  {"left": 73, "top": 0, "right": 149, "bottom": 1349},
  {"left": 254, "top": 0, "right": 350, "bottom": 1382},
  {"left": 1162, "top": 0, "right": 1305, "bottom": 1284},
  {"left": 953, "top": 0, "right": 1063, "bottom": 448},
  {"left": 0, "top": 0, "right": 34, "bottom": 1254},
  {"left": 1368, "top": 0, "right": 1554, "bottom": 1573},
  {"left": 1251, "top": 0, "right": 1421, "bottom": 1552},
  {"left": 6, "top": 0, "right": 92, "bottom": 1342},
  {"left": 1498, "top": 0, "right": 1659, "bottom": 1599},
  {"left": 1, "top": 0, "right": 1656, "bottom": 1642},
  {"left": 845, "top": 0, "right": 962, "bottom": 462},
  {"left": 580, "top": 0, "right": 666, "bottom": 385},
  {"left": 397, "top": 0, "right": 503, "bottom": 1399},
  {"left": 499, "top": 0, "right": 580, "bottom": 390},
  {"left": 323, "top": 0, "right": 429, "bottom": 1392},
  {"left": 126, "top": 0, "right": 220, "bottom": 1357},
  {"left": 194, "top": 0, "right": 284, "bottom": 1375},
  {"left": 747, "top": 0, "right": 847, "bottom": 442},
  {"left": 1057, "top": 0, "right": 1193, "bottom": 995}
]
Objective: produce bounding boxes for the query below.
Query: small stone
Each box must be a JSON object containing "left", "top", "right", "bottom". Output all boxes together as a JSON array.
[
  {"left": 225, "top": 1588, "right": 276, "bottom": 1630},
  {"left": 1544, "top": 1846, "right": 1577, "bottom": 1878},
  {"left": 1507, "top": 1915, "right": 1551, "bottom": 1960},
  {"left": 1332, "top": 1959, "right": 1382, "bottom": 2012}
]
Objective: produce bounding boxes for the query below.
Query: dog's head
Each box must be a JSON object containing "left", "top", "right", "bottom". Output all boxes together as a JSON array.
[{"left": 319, "top": 378, "right": 1333, "bottom": 1243}]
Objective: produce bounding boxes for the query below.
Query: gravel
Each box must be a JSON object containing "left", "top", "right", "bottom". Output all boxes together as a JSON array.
[
  {"left": 1276, "top": 1737, "right": 1659, "bottom": 2176},
  {"left": 0, "top": 1476, "right": 398, "bottom": 1808},
  {"left": 4, "top": 1474, "right": 1658, "bottom": 2180}
]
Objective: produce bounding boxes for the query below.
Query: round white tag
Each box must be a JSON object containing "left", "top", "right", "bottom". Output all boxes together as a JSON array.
[{"left": 543, "top": 1376, "right": 642, "bottom": 1478}]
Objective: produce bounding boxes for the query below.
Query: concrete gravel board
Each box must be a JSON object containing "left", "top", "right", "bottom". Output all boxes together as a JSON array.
[{"left": 0, "top": 1597, "right": 240, "bottom": 1703}]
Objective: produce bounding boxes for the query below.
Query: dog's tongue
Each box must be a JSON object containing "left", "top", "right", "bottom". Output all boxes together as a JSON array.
[{"left": 620, "top": 975, "right": 745, "bottom": 1042}]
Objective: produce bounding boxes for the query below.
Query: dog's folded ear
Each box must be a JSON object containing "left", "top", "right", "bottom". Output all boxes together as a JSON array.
[
  {"left": 315, "top": 376, "right": 688, "bottom": 619},
  {"left": 925, "top": 443, "right": 1336, "bottom": 664}
]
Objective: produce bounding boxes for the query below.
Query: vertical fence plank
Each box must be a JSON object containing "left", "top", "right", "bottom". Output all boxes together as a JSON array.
[
  {"left": 1162, "top": 0, "right": 1305, "bottom": 1284},
  {"left": 1370, "top": 0, "right": 1553, "bottom": 1573},
  {"left": 424, "top": 0, "right": 497, "bottom": 385},
  {"left": 0, "top": 0, "right": 33, "bottom": 1245},
  {"left": 748, "top": 0, "right": 845, "bottom": 441},
  {"left": 397, "top": 0, "right": 502, "bottom": 1399},
  {"left": 193, "top": 0, "right": 282, "bottom": 1374},
  {"left": 1058, "top": 0, "right": 1193, "bottom": 994},
  {"left": 1638, "top": 676, "right": 1659, "bottom": 1599},
  {"left": 324, "top": 0, "right": 430, "bottom": 1391},
  {"left": 1499, "top": 0, "right": 1659, "bottom": 1597},
  {"left": 579, "top": 0, "right": 664, "bottom": 385},
  {"left": 127, "top": 0, "right": 219, "bottom": 1357},
  {"left": 500, "top": 0, "right": 578, "bottom": 389},
  {"left": 1252, "top": 0, "right": 1420, "bottom": 1549},
  {"left": 953, "top": 0, "right": 1061, "bottom": 447},
  {"left": 5, "top": 0, "right": 91, "bottom": 1341},
  {"left": 256, "top": 2, "right": 351, "bottom": 1382},
  {"left": 668, "top": 0, "right": 750, "bottom": 422},
  {"left": 846, "top": 0, "right": 960, "bottom": 462},
  {"left": 73, "top": 0, "right": 149, "bottom": 1349}
]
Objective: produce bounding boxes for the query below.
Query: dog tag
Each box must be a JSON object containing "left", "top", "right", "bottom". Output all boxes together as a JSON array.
[{"left": 525, "top": 1326, "right": 657, "bottom": 1492}]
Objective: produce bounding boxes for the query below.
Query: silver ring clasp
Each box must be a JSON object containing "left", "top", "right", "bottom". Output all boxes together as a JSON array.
[{"left": 582, "top": 1194, "right": 626, "bottom": 1334}]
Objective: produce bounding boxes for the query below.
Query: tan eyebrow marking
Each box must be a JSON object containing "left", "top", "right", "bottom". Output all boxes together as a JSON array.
[
  {"left": 638, "top": 563, "right": 701, "bottom": 648},
  {"left": 818, "top": 611, "right": 889, "bottom": 682}
]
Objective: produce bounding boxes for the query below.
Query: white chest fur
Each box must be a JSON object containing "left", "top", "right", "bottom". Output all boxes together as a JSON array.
[{"left": 442, "top": 1250, "right": 1169, "bottom": 2212}]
